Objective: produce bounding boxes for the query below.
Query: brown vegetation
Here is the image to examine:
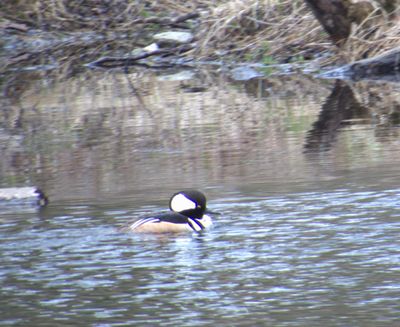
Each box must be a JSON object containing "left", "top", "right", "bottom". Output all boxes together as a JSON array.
[
  {"left": 0, "top": 1, "right": 197, "bottom": 31},
  {"left": 196, "top": 1, "right": 329, "bottom": 63},
  {"left": 0, "top": 0, "right": 399, "bottom": 69},
  {"left": 197, "top": 0, "right": 400, "bottom": 64}
]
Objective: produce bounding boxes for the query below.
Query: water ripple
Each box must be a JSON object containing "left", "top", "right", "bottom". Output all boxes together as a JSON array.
[{"left": 1, "top": 188, "right": 400, "bottom": 326}]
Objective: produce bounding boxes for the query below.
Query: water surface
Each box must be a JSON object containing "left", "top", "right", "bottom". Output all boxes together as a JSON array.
[{"left": 1, "top": 69, "right": 400, "bottom": 326}]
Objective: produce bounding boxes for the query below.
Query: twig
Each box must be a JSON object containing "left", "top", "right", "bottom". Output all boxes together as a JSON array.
[
  {"left": 87, "top": 44, "right": 194, "bottom": 68},
  {"left": 131, "top": 12, "right": 199, "bottom": 26}
]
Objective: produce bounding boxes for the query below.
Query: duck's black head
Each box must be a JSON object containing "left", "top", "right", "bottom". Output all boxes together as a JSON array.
[{"left": 169, "top": 189, "right": 207, "bottom": 219}]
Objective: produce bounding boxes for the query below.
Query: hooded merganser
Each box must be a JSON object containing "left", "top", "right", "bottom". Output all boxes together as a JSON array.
[{"left": 126, "top": 190, "right": 214, "bottom": 233}]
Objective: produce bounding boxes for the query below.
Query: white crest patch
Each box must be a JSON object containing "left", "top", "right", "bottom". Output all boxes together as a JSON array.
[{"left": 170, "top": 193, "right": 196, "bottom": 212}]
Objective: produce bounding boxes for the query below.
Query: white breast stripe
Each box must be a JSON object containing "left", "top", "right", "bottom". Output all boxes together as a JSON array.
[{"left": 187, "top": 218, "right": 202, "bottom": 232}]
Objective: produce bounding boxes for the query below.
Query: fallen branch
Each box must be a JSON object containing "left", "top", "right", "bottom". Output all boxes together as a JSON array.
[
  {"left": 321, "top": 46, "right": 400, "bottom": 81},
  {"left": 0, "top": 21, "right": 29, "bottom": 32},
  {"left": 349, "top": 46, "right": 400, "bottom": 78},
  {"left": 87, "top": 44, "right": 194, "bottom": 68}
]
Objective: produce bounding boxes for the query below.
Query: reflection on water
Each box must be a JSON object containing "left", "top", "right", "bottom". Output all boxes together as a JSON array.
[
  {"left": 1, "top": 68, "right": 400, "bottom": 326},
  {"left": 1, "top": 69, "right": 337, "bottom": 203},
  {"left": 305, "top": 80, "right": 370, "bottom": 152}
]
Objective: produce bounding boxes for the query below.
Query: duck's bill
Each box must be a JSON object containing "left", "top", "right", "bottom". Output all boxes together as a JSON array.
[{"left": 205, "top": 209, "right": 221, "bottom": 215}]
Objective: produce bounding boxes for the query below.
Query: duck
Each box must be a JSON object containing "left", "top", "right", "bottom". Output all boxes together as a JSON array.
[{"left": 125, "top": 190, "right": 215, "bottom": 233}]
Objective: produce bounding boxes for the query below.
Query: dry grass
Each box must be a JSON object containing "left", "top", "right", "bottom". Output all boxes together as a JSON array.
[
  {"left": 0, "top": 0, "right": 198, "bottom": 31},
  {"left": 197, "top": 0, "right": 400, "bottom": 64},
  {"left": 0, "top": 0, "right": 205, "bottom": 71},
  {"left": 1, "top": 0, "right": 399, "bottom": 66},
  {"left": 196, "top": 0, "right": 332, "bottom": 62},
  {"left": 341, "top": 6, "right": 400, "bottom": 62}
]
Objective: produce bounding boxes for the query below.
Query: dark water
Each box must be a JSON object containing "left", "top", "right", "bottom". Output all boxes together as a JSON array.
[{"left": 1, "top": 69, "right": 400, "bottom": 326}]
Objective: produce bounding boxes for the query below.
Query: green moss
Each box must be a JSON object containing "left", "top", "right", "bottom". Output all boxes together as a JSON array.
[
  {"left": 139, "top": 10, "right": 151, "bottom": 18},
  {"left": 262, "top": 55, "right": 277, "bottom": 65}
]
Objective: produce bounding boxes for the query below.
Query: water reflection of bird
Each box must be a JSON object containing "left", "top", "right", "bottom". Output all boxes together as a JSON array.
[{"left": 124, "top": 190, "right": 215, "bottom": 233}]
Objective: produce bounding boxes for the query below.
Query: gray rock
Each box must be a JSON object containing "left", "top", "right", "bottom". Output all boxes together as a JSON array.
[
  {"left": 230, "top": 66, "right": 263, "bottom": 81},
  {"left": 153, "top": 31, "right": 194, "bottom": 46}
]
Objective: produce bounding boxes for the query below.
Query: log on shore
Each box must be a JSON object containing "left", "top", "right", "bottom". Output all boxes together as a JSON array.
[{"left": 349, "top": 47, "right": 400, "bottom": 79}]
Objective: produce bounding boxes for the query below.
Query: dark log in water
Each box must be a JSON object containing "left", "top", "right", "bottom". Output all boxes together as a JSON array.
[
  {"left": 349, "top": 47, "right": 400, "bottom": 79},
  {"left": 321, "top": 47, "right": 400, "bottom": 81}
]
